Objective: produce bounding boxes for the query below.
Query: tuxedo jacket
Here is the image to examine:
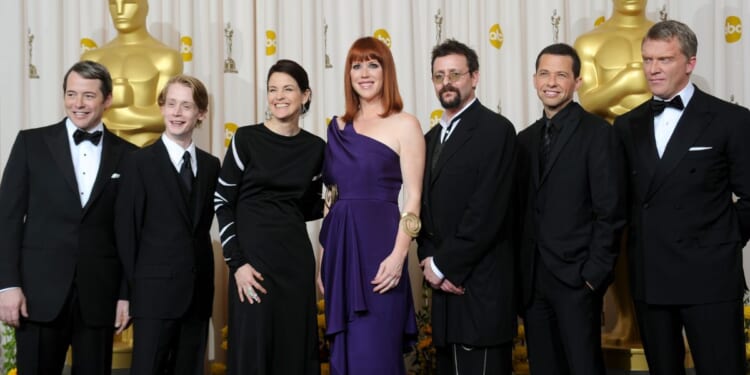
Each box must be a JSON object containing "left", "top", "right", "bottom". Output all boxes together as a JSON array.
[
  {"left": 517, "top": 102, "right": 625, "bottom": 308},
  {"left": 417, "top": 100, "right": 518, "bottom": 347},
  {"left": 116, "top": 139, "right": 220, "bottom": 319},
  {"left": 0, "top": 120, "right": 136, "bottom": 326},
  {"left": 614, "top": 85, "right": 750, "bottom": 305}
]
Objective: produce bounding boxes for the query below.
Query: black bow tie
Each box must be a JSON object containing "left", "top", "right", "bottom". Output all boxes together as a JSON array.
[
  {"left": 651, "top": 96, "right": 684, "bottom": 115},
  {"left": 73, "top": 129, "right": 103, "bottom": 146}
]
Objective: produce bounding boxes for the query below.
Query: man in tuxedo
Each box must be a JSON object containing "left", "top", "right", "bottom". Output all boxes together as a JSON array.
[
  {"left": 418, "top": 39, "right": 518, "bottom": 374},
  {"left": 517, "top": 43, "right": 625, "bottom": 375},
  {"left": 0, "top": 60, "right": 136, "bottom": 373},
  {"left": 614, "top": 20, "right": 750, "bottom": 374},
  {"left": 116, "top": 75, "right": 219, "bottom": 374}
]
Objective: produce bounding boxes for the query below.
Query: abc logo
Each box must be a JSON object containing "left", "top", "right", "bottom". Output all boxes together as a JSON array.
[
  {"left": 80, "top": 38, "right": 98, "bottom": 55},
  {"left": 224, "top": 122, "right": 238, "bottom": 148},
  {"left": 373, "top": 29, "right": 392, "bottom": 49},
  {"left": 489, "top": 24, "right": 504, "bottom": 50},
  {"left": 594, "top": 16, "right": 606, "bottom": 27},
  {"left": 180, "top": 36, "right": 193, "bottom": 62},
  {"left": 266, "top": 30, "right": 277, "bottom": 56},
  {"left": 725, "top": 16, "right": 742, "bottom": 43},
  {"left": 326, "top": 117, "right": 332, "bottom": 127},
  {"left": 429, "top": 109, "right": 444, "bottom": 128}
]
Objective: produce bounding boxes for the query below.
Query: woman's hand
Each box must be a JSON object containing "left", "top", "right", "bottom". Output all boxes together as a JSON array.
[
  {"left": 235, "top": 263, "right": 267, "bottom": 304},
  {"left": 371, "top": 251, "right": 406, "bottom": 294}
]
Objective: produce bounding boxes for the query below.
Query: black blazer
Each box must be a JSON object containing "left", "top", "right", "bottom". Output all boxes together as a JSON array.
[
  {"left": 614, "top": 85, "right": 750, "bottom": 304},
  {"left": 418, "top": 100, "right": 518, "bottom": 347},
  {"left": 517, "top": 102, "right": 625, "bottom": 308},
  {"left": 116, "top": 139, "right": 220, "bottom": 319},
  {"left": 0, "top": 120, "right": 136, "bottom": 326}
]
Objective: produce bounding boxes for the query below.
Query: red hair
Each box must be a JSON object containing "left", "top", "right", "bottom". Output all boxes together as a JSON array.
[{"left": 342, "top": 37, "right": 403, "bottom": 122}]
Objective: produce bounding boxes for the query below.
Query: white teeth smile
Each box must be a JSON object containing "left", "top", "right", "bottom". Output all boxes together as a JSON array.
[{"left": 275, "top": 103, "right": 289, "bottom": 108}]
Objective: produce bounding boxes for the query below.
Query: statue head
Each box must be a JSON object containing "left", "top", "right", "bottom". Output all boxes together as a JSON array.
[
  {"left": 613, "top": 0, "right": 647, "bottom": 15},
  {"left": 109, "top": 0, "right": 148, "bottom": 33}
]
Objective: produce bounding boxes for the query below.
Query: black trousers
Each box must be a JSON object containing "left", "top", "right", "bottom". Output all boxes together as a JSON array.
[
  {"left": 635, "top": 299, "right": 745, "bottom": 375},
  {"left": 436, "top": 342, "right": 512, "bottom": 375},
  {"left": 523, "top": 258, "right": 605, "bottom": 375},
  {"left": 16, "top": 286, "right": 114, "bottom": 375},
  {"left": 130, "top": 315, "right": 208, "bottom": 375}
]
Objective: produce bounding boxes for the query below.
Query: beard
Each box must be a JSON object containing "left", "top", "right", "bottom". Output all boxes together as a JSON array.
[{"left": 438, "top": 85, "right": 462, "bottom": 109}]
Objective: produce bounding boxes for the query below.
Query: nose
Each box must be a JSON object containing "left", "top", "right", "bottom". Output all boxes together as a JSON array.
[
  {"left": 74, "top": 95, "right": 85, "bottom": 108},
  {"left": 114, "top": 0, "right": 124, "bottom": 15}
]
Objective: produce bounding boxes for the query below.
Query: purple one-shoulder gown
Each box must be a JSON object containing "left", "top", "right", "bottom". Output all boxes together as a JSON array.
[{"left": 320, "top": 118, "right": 417, "bottom": 375}]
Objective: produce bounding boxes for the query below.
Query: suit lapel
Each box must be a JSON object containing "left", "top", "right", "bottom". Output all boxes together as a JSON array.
[
  {"left": 630, "top": 105, "right": 658, "bottom": 199},
  {"left": 430, "top": 101, "right": 480, "bottom": 183},
  {"left": 527, "top": 120, "right": 543, "bottom": 188},
  {"left": 191, "top": 151, "right": 211, "bottom": 231},
  {"left": 646, "top": 89, "right": 712, "bottom": 198},
  {"left": 538, "top": 107, "right": 581, "bottom": 185},
  {"left": 153, "top": 139, "right": 191, "bottom": 226},
  {"left": 84, "top": 127, "right": 122, "bottom": 213},
  {"left": 44, "top": 121, "right": 79, "bottom": 197}
]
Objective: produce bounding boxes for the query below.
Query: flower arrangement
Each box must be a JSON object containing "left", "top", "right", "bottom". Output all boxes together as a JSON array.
[
  {"left": 317, "top": 299, "right": 330, "bottom": 375},
  {"left": 1, "top": 323, "right": 16, "bottom": 375},
  {"left": 512, "top": 324, "right": 529, "bottom": 374},
  {"left": 744, "top": 292, "right": 750, "bottom": 364},
  {"left": 409, "top": 280, "right": 436, "bottom": 374}
]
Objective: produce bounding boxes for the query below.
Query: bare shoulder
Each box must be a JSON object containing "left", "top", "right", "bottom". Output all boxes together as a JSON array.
[{"left": 390, "top": 112, "right": 422, "bottom": 134}]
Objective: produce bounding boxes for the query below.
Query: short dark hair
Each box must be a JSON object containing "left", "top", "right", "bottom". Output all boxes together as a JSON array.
[
  {"left": 644, "top": 20, "right": 698, "bottom": 59},
  {"left": 64, "top": 60, "right": 113, "bottom": 98},
  {"left": 431, "top": 39, "right": 479, "bottom": 74},
  {"left": 536, "top": 43, "right": 581, "bottom": 78},
  {"left": 267, "top": 59, "right": 312, "bottom": 113}
]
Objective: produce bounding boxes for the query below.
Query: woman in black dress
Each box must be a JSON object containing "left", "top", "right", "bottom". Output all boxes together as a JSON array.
[{"left": 215, "top": 60, "right": 324, "bottom": 375}]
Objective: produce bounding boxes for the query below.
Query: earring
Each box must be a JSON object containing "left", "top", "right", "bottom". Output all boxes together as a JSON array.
[{"left": 265, "top": 107, "right": 271, "bottom": 120}]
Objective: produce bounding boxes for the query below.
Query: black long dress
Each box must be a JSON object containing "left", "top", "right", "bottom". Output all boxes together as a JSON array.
[{"left": 216, "top": 123, "right": 324, "bottom": 375}]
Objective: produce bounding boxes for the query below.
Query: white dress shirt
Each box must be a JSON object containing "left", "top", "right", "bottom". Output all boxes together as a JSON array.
[
  {"left": 161, "top": 133, "right": 197, "bottom": 176},
  {"left": 654, "top": 83, "right": 694, "bottom": 158},
  {"left": 66, "top": 120, "right": 104, "bottom": 207}
]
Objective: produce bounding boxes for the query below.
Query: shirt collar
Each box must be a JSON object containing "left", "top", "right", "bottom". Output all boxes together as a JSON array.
[
  {"left": 161, "top": 133, "right": 196, "bottom": 166},
  {"left": 655, "top": 82, "right": 695, "bottom": 108}
]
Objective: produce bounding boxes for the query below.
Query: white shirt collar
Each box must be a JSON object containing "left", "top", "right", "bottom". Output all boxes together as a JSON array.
[
  {"left": 161, "top": 133, "right": 197, "bottom": 174},
  {"left": 439, "top": 97, "right": 477, "bottom": 130},
  {"left": 655, "top": 82, "right": 695, "bottom": 109}
]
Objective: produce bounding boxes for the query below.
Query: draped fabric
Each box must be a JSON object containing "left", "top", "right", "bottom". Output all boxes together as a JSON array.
[{"left": 1, "top": 0, "right": 749, "bottom": 364}]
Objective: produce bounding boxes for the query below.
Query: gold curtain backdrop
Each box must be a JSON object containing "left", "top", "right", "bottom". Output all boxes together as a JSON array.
[{"left": 0, "top": 0, "right": 749, "bottom": 366}]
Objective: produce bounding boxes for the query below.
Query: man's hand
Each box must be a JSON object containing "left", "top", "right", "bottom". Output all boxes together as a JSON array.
[
  {"left": 114, "top": 299, "right": 131, "bottom": 334},
  {"left": 420, "top": 257, "right": 444, "bottom": 289},
  {"left": 440, "top": 279, "right": 465, "bottom": 295},
  {"left": 0, "top": 288, "right": 28, "bottom": 327}
]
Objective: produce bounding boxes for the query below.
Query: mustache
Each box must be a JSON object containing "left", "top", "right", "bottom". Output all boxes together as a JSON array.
[{"left": 439, "top": 85, "right": 460, "bottom": 96}]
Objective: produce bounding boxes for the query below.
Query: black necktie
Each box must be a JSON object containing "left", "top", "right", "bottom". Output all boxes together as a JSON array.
[
  {"left": 179, "top": 151, "right": 193, "bottom": 193},
  {"left": 431, "top": 117, "right": 460, "bottom": 171},
  {"left": 73, "top": 129, "right": 103, "bottom": 145},
  {"left": 539, "top": 119, "right": 555, "bottom": 171},
  {"left": 651, "top": 96, "right": 684, "bottom": 115}
]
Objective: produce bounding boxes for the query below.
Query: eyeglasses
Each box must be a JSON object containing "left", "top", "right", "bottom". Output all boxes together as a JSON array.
[{"left": 432, "top": 71, "right": 470, "bottom": 84}]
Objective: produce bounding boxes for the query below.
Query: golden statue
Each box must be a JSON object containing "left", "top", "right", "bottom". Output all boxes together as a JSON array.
[
  {"left": 82, "top": 0, "right": 183, "bottom": 147},
  {"left": 574, "top": 0, "right": 653, "bottom": 124},
  {"left": 574, "top": 0, "right": 653, "bottom": 348}
]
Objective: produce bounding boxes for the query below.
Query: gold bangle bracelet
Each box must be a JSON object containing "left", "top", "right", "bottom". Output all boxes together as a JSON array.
[{"left": 400, "top": 212, "right": 421, "bottom": 238}]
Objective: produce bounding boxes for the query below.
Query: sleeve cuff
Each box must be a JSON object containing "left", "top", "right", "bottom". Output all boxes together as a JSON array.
[{"left": 430, "top": 258, "right": 445, "bottom": 280}]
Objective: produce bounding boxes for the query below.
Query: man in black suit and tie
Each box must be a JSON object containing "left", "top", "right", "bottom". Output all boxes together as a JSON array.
[
  {"left": 517, "top": 43, "right": 625, "bottom": 375},
  {"left": 0, "top": 60, "right": 136, "bottom": 374},
  {"left": 614, "top": 20, "right": 750, "bottom": 374},
  {"left": 116, "top": 75, "right": 219, "bottom": 374},
  {"left": 418, "top": 39, "right": 518, "bottom": 374}
]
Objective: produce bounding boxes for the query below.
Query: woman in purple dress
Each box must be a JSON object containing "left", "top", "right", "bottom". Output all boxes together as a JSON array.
[{"left": 318, "top": 37, "right": 426, "bottom": 375}]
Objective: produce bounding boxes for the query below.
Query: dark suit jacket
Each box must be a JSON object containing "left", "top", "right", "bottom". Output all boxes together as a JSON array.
[
  {"left": 517, "top": 102, "right": 625, "bottom": 307},
  {"left": 614, "top": 85, "right": 750, "bottom": 304},
  {"left": 417, "top": 100, "right": 518, "bottom": 347},
  {"left": 0, "top": 120, "right": 135, "bottom": 326},
  {"left": 116, "top": 139, "right": 220, "bottom": 319}
]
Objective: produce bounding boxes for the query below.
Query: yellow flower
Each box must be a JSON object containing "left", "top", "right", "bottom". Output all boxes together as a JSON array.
[
  {"left": 317, "top": 299, "right": 325, "bottom": 312},
  {"left": 8, "top": 369, "right": 18, "bottom": 375},
  {"left": 317, "top": 313, "right": 326, "bottom": 329},
  {"left": 744, "top": 305, "right": 750, "bottom": 320},
  {"left": 417, "top": 337, "right": 432, "bottom": 350}
]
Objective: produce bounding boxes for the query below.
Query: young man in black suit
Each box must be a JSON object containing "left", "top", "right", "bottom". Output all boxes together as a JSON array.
[
  {"left": 116, "top": 75, "right": 220, "bottom": 374},
  {"left": 614, "top": 20, "right": 750, "bottom": 374},
  {"left": 418, "top": 39, "right": 518, "bottom": 374},
  {"left": 0, "top": 60, "right": 136, "bottom": 373},
  {"left": 517, "top": 43, "right": 625, "bottom": 375}
]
